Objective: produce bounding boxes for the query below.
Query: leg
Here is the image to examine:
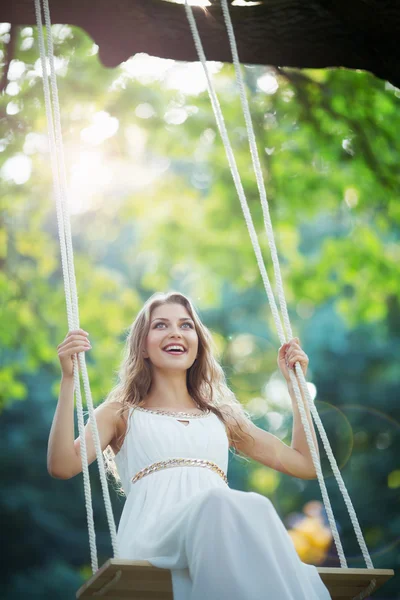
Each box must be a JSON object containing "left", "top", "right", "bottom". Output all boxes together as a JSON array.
[{"left": 185, "top": 487, "right": 331, "bottom": 600}]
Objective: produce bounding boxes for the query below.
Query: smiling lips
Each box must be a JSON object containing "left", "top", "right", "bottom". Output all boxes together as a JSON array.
[{"left": 163, "top": 344, "right": 187, "bottom": 355}]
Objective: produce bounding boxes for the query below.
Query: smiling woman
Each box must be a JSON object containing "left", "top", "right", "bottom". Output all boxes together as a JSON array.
[
  {"left": 101, "top": 291, "right": 251, "bottom": 434},
  {"left": 49, "top": 291, "right": 336, "bottom": 600}
]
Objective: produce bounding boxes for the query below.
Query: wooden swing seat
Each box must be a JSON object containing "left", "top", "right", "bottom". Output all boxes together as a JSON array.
[{"left": 76, "top": 559, "right": 394, "bottom": 600}]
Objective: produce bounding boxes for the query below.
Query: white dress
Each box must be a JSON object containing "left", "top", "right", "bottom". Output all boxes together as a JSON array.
[{"left": 114, "top": 405, "right": 332, "bottom": 600}]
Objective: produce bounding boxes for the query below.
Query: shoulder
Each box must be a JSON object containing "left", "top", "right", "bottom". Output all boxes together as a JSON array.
[
  {"left": 218, "top": 402, "right": 253, "bottom": 448},
  {"left": 100, "top": 401, "right": 131, "bottom": 453},
  {"left": 97, "top": 401, "right": 128, "bottom": 434},
  {"left": 97, "top": 400, "right": 123, "bottom": 419}
]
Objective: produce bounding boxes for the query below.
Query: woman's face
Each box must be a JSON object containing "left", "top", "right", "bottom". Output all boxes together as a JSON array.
[{"left": 144, "top": 303, "right": 199, "bottom": 371}]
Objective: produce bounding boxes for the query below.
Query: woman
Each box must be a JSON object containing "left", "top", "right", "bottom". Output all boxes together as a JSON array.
[{"left": 48, "top": 291, "right": 331, "bottom": 600}]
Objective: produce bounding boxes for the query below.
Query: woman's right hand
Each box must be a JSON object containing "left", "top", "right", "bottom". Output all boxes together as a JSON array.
[{"left": 57, "top": 329, "right": 91, "bottom": 378}]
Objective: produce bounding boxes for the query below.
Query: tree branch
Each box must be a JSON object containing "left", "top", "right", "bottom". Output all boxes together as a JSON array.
[{"left": 3, "top": 0, "right": 400, "bottom": 87}]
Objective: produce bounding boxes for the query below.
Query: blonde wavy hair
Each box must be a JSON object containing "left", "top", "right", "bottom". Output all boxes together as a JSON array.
[{"left": 103, "top": 291, "right": 254, "bottom": 495}]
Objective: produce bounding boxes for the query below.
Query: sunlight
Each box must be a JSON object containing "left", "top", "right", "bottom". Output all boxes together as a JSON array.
[
  {"left": 67, "top": 150, "right": 113, "bottom": 215},
  {"left": 257, "top": 72, "right": 279, "bottom": 95},
  {"left": 7, "top": 59, "right": 26, "bottom": 80},
  {"left": 65, "top": 131, "right": 170, "bottom": 216},
  {"left": 6, "top": 101, "right": 22, "bottom": 115},
  {"left": 264, "top": 376, "right": 292, "bottom": 410},
  {"left": 168, "top": 0, "right": 211, "bottom": 5},
  {"left": 113, "top": 53, "right": 223, "bottom": 96},
  {"left": 80, "top": 111, "right": 119, "bottom": 146},
  {"left": 1, "top": 154, "right": 32, "bottom": 185},
  {"left": 118, "top": 54, "right": 175, "bottom": 86},
  {"left": 31, "top": 55, "right": 69, "bottom": 79},
  {"left": 6, "top": 81, "right": 20, "bottom": 96},
  {"left": 263, "top": 374, "right": 317, "bottom": 411},
  {"left": 165, "top": 61, "right": 223, "bottom": 95}
]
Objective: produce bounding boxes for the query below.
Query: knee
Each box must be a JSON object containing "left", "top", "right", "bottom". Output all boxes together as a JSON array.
[
  {"left": 191, "top": 487, "right": 231, "bottom": 525},
  {"left": 248, "top": 491, "right": 278, "bottom": 519},
  {"left": 201, "top": 487, "right": 274, "bottom": 510},
  {"left": 202, "top": 486, "right": 233, "bottom": 510},
  {"left": 193, "top": 487, "right": 276, "bottom": 528}
]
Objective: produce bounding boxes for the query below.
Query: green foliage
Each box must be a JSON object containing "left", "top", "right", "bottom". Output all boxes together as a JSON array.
[{"left": 0, "top": 22, "right": 399, "bottom": 598}]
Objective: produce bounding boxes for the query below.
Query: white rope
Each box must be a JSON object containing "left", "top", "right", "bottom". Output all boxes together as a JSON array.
[
  {"left": 184, "top": 0, "right": 375, "bottom": 582},
  {"left": 34, "top": 0, "right": 119, "bottom": 572},
  {"left": 218, "top": 2, "right": 376, "bottom": 593},
  {"left": 219, "top": 0, "right": 375, "bottom": 574}
]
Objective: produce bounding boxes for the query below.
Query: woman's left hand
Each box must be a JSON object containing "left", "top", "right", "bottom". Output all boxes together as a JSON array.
[{"left": 278, "top": 337, "right": 309, "bottom": 383}]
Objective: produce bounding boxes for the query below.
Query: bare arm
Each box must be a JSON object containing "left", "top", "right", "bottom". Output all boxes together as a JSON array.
[
  {"left": 223, "top": 404, "right": 319, "bottom": 480},
  {"left": 47, "top": 375, "right": 119, "bottom": 480}
]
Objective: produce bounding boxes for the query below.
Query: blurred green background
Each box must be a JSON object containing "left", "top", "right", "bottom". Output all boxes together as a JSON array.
[{"left": 0, "top": 20, "right": 399, "bottom": 599}]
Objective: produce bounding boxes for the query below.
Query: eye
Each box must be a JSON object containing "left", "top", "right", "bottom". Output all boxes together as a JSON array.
[{"left": 154, "top": 322, "right": 193, "bottom": 329}]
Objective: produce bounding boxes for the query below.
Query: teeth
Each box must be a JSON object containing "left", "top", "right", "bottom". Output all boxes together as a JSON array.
[{"left": 164, "top": 345, "right": 185, "bottom": 352}]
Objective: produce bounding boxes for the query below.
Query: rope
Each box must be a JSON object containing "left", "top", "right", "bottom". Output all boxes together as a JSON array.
[
  {"left": 34, "top": 0, "right": 119, "bottom": 572},
  {"left": 220, "top": 0, "right": 375, "bottom": 573},
  {"left": 218, "top": 2, "right": 376, "bottom": 593},
  {"left": 184, "top": 0, "right": 375, "bottom": 580},
  {"left": 35, "top": 0, "right": 376, "bottom": 592}
]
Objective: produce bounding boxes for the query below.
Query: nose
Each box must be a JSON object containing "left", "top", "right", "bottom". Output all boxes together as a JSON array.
[
  {"left": 165, "top": 327, "right": 185, "bottom": 342},
  {"left": 169, "top": 330, "right": 183, "bottom": 338}
]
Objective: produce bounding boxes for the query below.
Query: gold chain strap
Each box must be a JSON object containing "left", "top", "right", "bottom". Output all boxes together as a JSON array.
[
  {"left": 134, "top": 406, "right": 212, "bottom": 419},
  {"left": 131, "top": 458, "right": 228, "bottom": 484}
]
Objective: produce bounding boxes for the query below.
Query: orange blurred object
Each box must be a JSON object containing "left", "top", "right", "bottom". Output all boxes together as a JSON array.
[{"left": 287, "top": 507, "right": 332, "bottom": 565}]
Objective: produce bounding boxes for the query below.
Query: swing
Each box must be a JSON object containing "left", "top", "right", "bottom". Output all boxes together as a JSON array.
[{"left": 33, "top": 0, "right": 395, "bottom": 598}]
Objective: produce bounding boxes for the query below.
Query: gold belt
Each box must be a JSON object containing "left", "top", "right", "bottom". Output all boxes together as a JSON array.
[{"left": 131, "top": 458, "right": 228, "bottom": 485}]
